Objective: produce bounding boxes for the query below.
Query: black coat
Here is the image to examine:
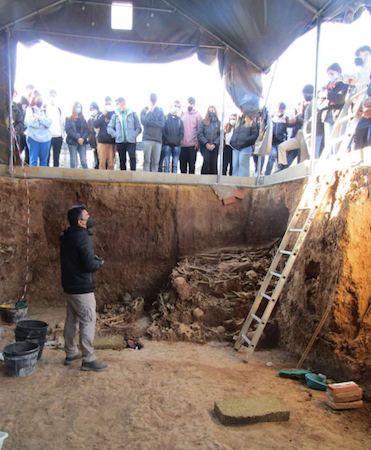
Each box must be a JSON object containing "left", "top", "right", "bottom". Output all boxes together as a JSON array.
[
  {"left": 60, "top": 226, "right": 103, "bottom": 295},
  {"left": 93, "top": 111, "right": 115, "bottom": 144},
  {"left": 140, "top": 107, "right": 165, "bottom": 143},
  {"left": 13, "top": 103, "right": 26, "bottom": 135},
  {"left": 163, "top": 114, "right": 184, "bottom": 145},
  {"left": 197, "top": 117, "right": 221, "bottom": 147},
  {"left": 230, "top": 121, "right": 259, "bottom": 150},
  {"left": 65, "top": 117, "right": 89, "bottom": 146}
]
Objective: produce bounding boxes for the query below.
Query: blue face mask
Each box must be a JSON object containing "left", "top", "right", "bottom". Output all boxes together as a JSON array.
[
  {"left": 116, "top": 105, "right": 122, "bottom": 113},
  {"left": 75, "top": 107, "right": 82, "bottom": 114}
]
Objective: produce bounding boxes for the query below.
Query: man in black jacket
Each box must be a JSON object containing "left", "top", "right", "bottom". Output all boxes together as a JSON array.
[
  {"left": 60, "top": 205, "right": 107, "bottom": 371},
  {"left": 161, "top": 100, "right": 184, "bottom": 173},
  {"left": 94, "top": 96, "right": 116, "bottom": 170}
]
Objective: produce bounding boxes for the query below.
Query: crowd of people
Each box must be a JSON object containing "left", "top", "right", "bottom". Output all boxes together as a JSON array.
[{"left": 11, "top": 45, "right": 371, "bottom": 177}]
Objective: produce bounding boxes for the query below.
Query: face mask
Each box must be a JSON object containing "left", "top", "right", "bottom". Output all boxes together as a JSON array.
[
  {"left": 116, "top": 105, "right": 122, "bottom": 113},
  {"left": 304, "top": 95, "right": 313, "bottom": 102},
  {"left": 106, "top": 105, "right": 112, "bottom": 112},
  {"left": 208, "top": 111, "right": 215, "bottom": 119},
  {"left": 36, "top": 101, "right": 43, "bottom": 108},
  {"left": 86, "top": 217, "right": 95, "bottom": 229},
  {"left": 355, "top": 57, "right": 363, "bottom": 67},
  {"left": 278, "top": 113, "right": 284, "bottom": 118},
  {"left": 75, "top": 107, "right": 82, "bottom": 114},
  {"left": 171, "top": 107, "right": 179, "bottom": 114},
  {"left": 229, "top": 119, "right": 236, "bottom": 126},
  {"left": 91, "top": 109, "right": 98, "bottom": 117},
  {"left": 49, "top": 97, "right": 56, "bottom": 106},
  {"left": 187, "top": 106, "right": 193, "bottom": 111}
]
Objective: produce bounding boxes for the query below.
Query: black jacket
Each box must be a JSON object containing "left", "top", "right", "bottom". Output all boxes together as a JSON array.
[
  {"left": 60, "top": 226, "right": 103, "bottom": 294},
  {"left": 12, "top": 103, "right": 26, "bottom": 135},
  {"left": 197, "top": 117, "right": 221, "bottom": 147},
  {"left": 93, "top": 111, "right": 115, "bottom": 144},
  {"left": 163, "top": 114, "right": 184, "bottom": 145},
  {"left": 140, "top": 107, "right": 165, "bottom": 143},
  {"left": 230, "top": 121, "right": 259, "bottom": 150},
  {"left": 87, "top": 117, "right": 98, "bottom": 149},
  {"left": 65, "top": 117, "right": 89, "bottom": 146}
]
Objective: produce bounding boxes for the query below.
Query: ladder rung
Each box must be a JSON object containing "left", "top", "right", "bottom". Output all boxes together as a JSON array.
[
  {"left": 299, "top": 206, "right": 311, "bottom": 210},
  {"left": 261, "top": 293, "right": 272, "bottom": 301},
  {"left": 242, "top": 334, "right": 251, "bottom": 345},
  {"left": 289, "top": 229, "right": 303, "bottom": 232},
  {"left": 280, "top": 250, "right": 292, "bottom": 255},
  {"left": 251, "top": 313, "right": 261, "bottom": 323},
  {"left": 270, "top": 271, "right": 282, "bottom": 278}
]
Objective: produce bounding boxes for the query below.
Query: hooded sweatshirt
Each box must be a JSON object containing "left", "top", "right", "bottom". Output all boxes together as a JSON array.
[{"left": 180, "top": 109, "right": 203, "bottom": 146}]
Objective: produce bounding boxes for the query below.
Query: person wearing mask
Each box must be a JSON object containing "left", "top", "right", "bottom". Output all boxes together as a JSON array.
[
  {"left": 265, "top": 103, "right": 294, "bottom": 175},
  {"left": 162, "top": 100, "right": 184, "bottom": 173},
  {"left": 25, "top": 84, "right": 35, "bottom": 105},
  {"left": 197, "top": 106, "right": 221, "bottom": 175},
  {"left": 140, "top": 93, "right": 165, "bottom": 172},
  {"left": 60, "top": 205, "right": 107, "bottom": 371},
  {"left": 87, "top": 102, "right": 100, "bottom": 169},
  {"left": 180, "top": 97, "right": 203, "bottom": 174},
  {"left": 65, "top": 102, "right": 89, "bottom": 169},
  {"left": 277, "top": 85, "right": 313, "bottom": 170},
  {"left": 230, "top": 114, "right": 259, "bottom": 177},
  {"left": 223, "top": 114, "right": 237, "bottom": 176},
  {"left": 93, "top": 97, "right": 116, "bottom": 170},
  {"left": 108, "top": 97, "right": 142, "bottom": 171},
  {"left": 24, "top": 91, "right": 52, "bottom": 166},
  {"left": 330, "top": 45, "right": 371, "bottom": 91},
  {"left": 45, "top": 89, "right": 65, "bottom": 167}
]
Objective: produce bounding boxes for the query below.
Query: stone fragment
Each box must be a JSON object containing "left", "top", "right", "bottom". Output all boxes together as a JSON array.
[
  {"left": 217, "top": 326, "right": 226, "bottom": 334},
  {"left": 246, "top": 270, "right": 258, "bottom": 280},
  {"left": 214, "top": 397, "right": 290, "bottom": 425}
]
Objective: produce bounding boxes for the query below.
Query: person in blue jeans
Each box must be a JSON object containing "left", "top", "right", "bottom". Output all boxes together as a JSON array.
[
  {"left": 24, "top": 91, "right": 52, "bottom": 166},
  {"left": 65, "top": 102, "right": 89, "bottom": 169},
  {"left": 162, "top": 101, "right": 184, "bottom": 173},
  {"left": 230, "top": 115, "right": 259, "bottom": 177}
]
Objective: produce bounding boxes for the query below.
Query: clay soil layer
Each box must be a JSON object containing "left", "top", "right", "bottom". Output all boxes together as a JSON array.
[{"left": 0, "top": 307, "right": 370, "bottom": 450}]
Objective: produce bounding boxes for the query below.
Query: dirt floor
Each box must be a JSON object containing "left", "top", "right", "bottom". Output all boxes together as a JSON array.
[{"left": 1, "top": 307, "right": 371, "bottom": 450}]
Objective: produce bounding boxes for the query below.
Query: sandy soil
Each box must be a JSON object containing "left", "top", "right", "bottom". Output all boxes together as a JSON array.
[{"left": 0, "top": 307, "right": 370, "bottom": 450}]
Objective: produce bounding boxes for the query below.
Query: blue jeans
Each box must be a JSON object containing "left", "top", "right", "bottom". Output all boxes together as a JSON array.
[
  {"left": 26, "top": 137, "right": 51, "bottom": 167},
  {"left": 265, "top": 145, "right": 278, "bottom": 175},
  {"left": 232, "top": 147, "right": 252, "bottom": 177},
  {"left": 69, "top": 144, "right": 88, "bottom": 169},
  {"left": 163, "top": 145, "right": 181, "bottom": 173}
]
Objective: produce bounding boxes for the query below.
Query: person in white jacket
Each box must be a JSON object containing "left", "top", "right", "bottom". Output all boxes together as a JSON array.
[
  {"left": 24, "top": 91, "right": 52, "bottom": 166},
  {"left": 45, "top": 89, "right": 65, "bottom": 167}
]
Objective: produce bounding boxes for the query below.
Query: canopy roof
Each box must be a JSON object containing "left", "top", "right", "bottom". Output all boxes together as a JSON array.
[{"left": 0, "top": 0, "right": 370, "bottom": 162}]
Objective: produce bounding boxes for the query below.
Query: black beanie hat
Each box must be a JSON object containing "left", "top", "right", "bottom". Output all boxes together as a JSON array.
[{"left": 90, "top": 102, "right": 99, "bottom": 110}]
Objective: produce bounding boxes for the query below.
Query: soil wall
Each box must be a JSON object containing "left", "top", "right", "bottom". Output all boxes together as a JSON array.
[
  {"left": 0, "top": 177, "right": 302, "bottom": 308},
  {"left": 276, "top": 167, "right": 371, "bottom": 394}
]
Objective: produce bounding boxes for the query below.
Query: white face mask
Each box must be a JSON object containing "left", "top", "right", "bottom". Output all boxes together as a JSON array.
[
  {"left": 229, "top": 119, "right": 236, "bottom": 126},
  {"left": 91, "top": 109, "right": 98, "bottom": 117},
  {"left": 105, "top": 104, "right": 113, "bottom": 112},
  {"left": 49, "top": 97, "right": 56, "bottom": 106}
]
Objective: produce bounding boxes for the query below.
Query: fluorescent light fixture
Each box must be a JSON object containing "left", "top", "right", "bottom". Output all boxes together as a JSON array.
[{"left": 111, "top": 2, "right": 133, "bottom": 30}]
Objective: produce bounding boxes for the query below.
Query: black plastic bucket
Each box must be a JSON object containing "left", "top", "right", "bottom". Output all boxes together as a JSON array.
[
  {"left": 3, "top": 342, "right": 39, "bottom": 377},
  {"left": 4, "top": 306, "right": 28, "bottom": 324},
  {"left": 15, "top": 320, "right": 49, "bottom": 360}
]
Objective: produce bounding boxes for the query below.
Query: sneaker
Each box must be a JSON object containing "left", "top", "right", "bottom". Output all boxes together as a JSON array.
[
  {"left": 81, "top": 360, "right": 108, "bottom": 372},
  {"left": 64, "top": 354, "right": 82, "bottom": 365}
]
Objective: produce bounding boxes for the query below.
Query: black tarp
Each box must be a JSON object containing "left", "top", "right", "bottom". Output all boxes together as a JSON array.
[{"left": 0, "top": 0, "right": 370, "bottom": 163}]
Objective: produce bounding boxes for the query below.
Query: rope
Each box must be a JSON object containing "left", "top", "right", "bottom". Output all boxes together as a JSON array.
[{"left": 9, "top": 118, "right": 31, "bottom": 301}]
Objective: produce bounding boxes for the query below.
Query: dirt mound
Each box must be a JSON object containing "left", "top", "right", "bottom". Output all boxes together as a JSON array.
[{"left": 147, "top": 241, "right": 280, "bottom": 344}]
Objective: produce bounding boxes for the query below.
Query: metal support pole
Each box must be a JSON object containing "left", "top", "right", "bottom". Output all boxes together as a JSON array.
[
  {"left": 6, "top": 28, "right": 13, "bottom": 174},
  {"left": 217, "top": 54, "right": 227, "bottom": 184},
  {"left": 310, "top": 17, "right": 321, "bottom": 175}
]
